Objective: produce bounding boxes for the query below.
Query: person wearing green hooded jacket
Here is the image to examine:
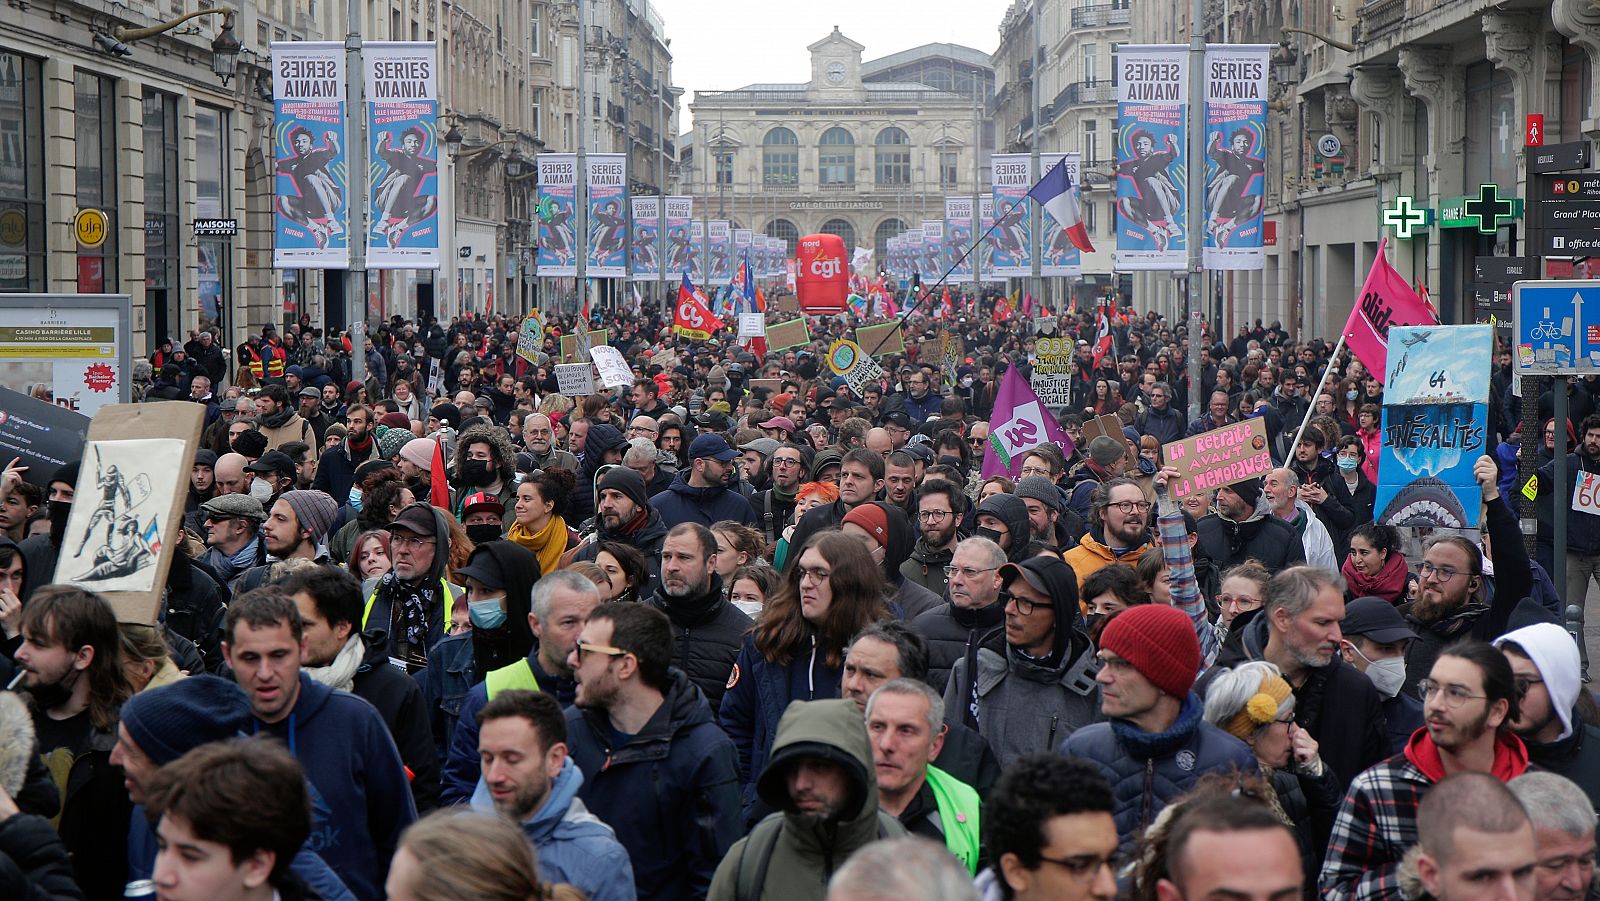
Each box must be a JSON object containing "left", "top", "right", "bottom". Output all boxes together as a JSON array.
[{"left": 707, "top": 699, "right": 905, "bottom": 901}]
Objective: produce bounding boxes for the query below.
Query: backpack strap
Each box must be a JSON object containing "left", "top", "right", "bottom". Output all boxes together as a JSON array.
[{"left": 734, "top": 816, "right": 785, "bottom": 901}]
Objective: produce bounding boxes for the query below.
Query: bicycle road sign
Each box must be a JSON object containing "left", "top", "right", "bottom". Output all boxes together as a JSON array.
[{"left": 1512, "top": 279, "right": 1600, "bottom": 373}]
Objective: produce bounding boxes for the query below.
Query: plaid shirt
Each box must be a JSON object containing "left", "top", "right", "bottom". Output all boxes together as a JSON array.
[{"left": 1317, "top": 752, "right": 1433, "bottom": 901}]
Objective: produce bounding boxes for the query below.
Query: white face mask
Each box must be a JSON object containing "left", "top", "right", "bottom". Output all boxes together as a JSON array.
[
  {"left": 249, "top": 478, "right": 274, "bottom": 502},
  {"left": 1349, "top": 642, "right": 1407, "bottom": 698}
]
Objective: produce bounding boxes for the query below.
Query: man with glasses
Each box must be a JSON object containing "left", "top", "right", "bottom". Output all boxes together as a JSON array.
[
  {"left": 197, "top": 494, "right": 267, "bottom": 584},
  {"left": 1508, "top": 772, "right": 1598, "bottom": 901},
  {"left": 886, "top": 369, "right": 941, "bottom": 425},
  {"left": 627, "top": 414, "right": 660, "bottom": 443},
  {"left": 944, "top": 554, "right": 1100, "bottom": 766},
  {"left": 624, "top": 438, "right": 673, "bottom": 496},
  {"left": 1064, "top": 478, "right": 1152, "bottom": 593},
  {"left": 902, "top": 482, "right": 966, "bottom": 599},
  {"left": 523, "top": 412, "right": 578, "bottom": 474},
  {"left": 367, "top": 502, "right": 463, "bottom": 671},
  {"left": 1135, "top": 381, "right": 1184, "bottom": 445},
  {"left": 1495, "top": 623, "right": 1600, "bottom": 811},
  {"left": 1320, "top": 640, "right": 1532, "bottom": 899},
  {"left": 566, "top": 602, "right": 743, "bottom": 901},
  {"left": 1400, "top": 456, "right": 1533, "bottom": 695},
  {"left": 752, "top": 442, "right": 807, "bottom": 545},
  {"left": 973, "top": 754, "right": 1118, "bottom": 901}
]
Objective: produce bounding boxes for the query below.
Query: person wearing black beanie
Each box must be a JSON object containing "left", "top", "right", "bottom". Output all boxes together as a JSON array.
[
  {"left": 1193, "top": 476, "right": 1306, "bottom": 574},
  {"left": 572, "top": 466, "right": 668, "bottom": 589}
]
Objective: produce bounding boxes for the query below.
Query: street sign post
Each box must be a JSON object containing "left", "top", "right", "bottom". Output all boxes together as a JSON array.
[
  {"left": 1529, "top": 141, "right": 1591, "bottom": 173},
  {"left": 1511, "top": 280, "right": 1600, "bottom": 373}
]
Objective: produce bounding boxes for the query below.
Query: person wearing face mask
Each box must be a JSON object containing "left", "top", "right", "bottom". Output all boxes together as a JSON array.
[
  {"left": 1338, "top": 598, "right": 1423, "bottom": 755},
  {"left": 244, "top": 450, "right": 298, "bottom": 508},
  {"left": 16, "top": 460, "right": 76, "bottom": 587},
  {"left": 461, "top": 491, "right": 509, "bottom": 545},
  {"left": 425, "top": 538, "right": 539, "bottom": 741},
  {"left": 452, "top": 426, "right": 518, "bottom": 527}
]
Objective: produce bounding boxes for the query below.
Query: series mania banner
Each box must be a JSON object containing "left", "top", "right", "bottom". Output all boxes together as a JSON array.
[
  {"left": 664, "top": 196, "right": 693, "bottom": 277},
  {"left": 945, "top": 197, "right": 974, "bottom": 284},
  {"left": 989, "top": 154, "right": 1032, "bottom": 278},
  {"left": 536, "top": 153, "right": 577, "bottom": 277},
  {"left": 1202, "top": 45, "right": 1270, "bottom": 271},
  {"left": 365, "top": 42, "right": 439, "bottom": 270},
  {"left": 1115, "top": 45, "right": 1188, "bottom": 271},
  {"left": 630, "top": 196, "right": 660, "bottom": 282},
  {"left": 273, "top": 42, "right": 348, "bottom": 269},
  {"left": 586, "top": 154, "right": 627, "bottom": 278}
]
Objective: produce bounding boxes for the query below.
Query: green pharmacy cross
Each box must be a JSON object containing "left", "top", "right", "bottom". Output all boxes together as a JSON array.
[
  {"left": 1382, "top": 196, "right": 1430, "bottom": 239},
  {"left": 1462, "top": 183, "right": 1515, "bottom": 234}
]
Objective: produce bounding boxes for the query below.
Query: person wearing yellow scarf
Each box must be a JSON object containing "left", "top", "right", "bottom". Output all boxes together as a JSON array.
[{"left": 507, "top": 470, "right": 573, "bottom": 577}]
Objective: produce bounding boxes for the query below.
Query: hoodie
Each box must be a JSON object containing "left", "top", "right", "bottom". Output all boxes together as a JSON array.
[
  {"left": 1492, "top": 623, "right": 1600, "bottom": 809},
  {"left": 707, "top": 699, "right": 906, "bottom": 901},
  {"left": 650, "top": 470, "right": 759, "bottom": 530},
  {"left": 975, "top": 493, "right": 1031, "bottom": 562},
  {"left": 366, "top": 503, "right": 463, "bottom": 667},
  {"left": 570, "top": 423, "right": 628, "bottom": 525},
  {"left": 871, "top": 502, "right": 943, "bottom": 620},
  {"left": 645, "top": 575, "right": 752, "bottom": 713},
  {"left": 255, "top": 672, "right": 418, "bottom": 901},
  {"left": 471, "top": 758, "right": 635, "bottom": 901}
]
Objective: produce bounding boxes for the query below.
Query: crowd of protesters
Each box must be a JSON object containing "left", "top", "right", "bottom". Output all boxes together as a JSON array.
[{"left": 0, "top": 293, "right": 1596, "bottom": 901}]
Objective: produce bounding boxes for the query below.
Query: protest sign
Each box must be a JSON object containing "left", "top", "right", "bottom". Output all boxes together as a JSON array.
[
  {"left": 738, "top": 313, "right": 764, "bottom": 338},
  {"left": 57, "top": 402, "right": 202, "bottom": 623},
  {"left": 554, "top": 363, "right": 595, "bottom": 396},
  {"left": 1030, "top": 336, "right": 1075, "bottom": 408},
  {"left": 559, "top": 329, "right": 608, "bottom": 363},
  {"left": 1375, "top": 324, "right": 1492, "bottom": 528},
  {"left": 765, "top": 318, "right": 810, "bottom": 351},
  {"left": 516, "top": 311, "right": 544, "bottom": 364},
  {"left": 1574, "top": 471, "right": 1600, "bottom": 517},
  {"left": 1160, "top": 417, "right": 1273, "bottom": 499},
  {"left": 1082, "top": 412, "right": 1136, "bottom": 459},
  {"left": 749, "top": 379, "right": 783, "bottom": 395},
  {"left": 0, "top": 387, "right": 91, "bottom": 487},
  {"left": 427, "top": 357, "right": 442, "bottom": 397},
  {"left": 856, "top": 321, "right": 905, "bottom": 357},
  {"left": 589, "top": 345, "right": 633, "bottom": 389},
  {"left": 939, "top": 328, "right": 963, "bottom": 390},
  {"left": 826, "top": 339, "right": 885, "bottom": 398},
  {"left": 981, "top": 367, "right": 1078, "bottom": 479},
  {"left": 774, "top": 295, "right": 800, "bottom": 313}
]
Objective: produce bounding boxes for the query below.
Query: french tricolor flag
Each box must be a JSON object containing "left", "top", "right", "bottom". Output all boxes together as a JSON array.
[{"left": 1027, "top": 158, "right": 1096, "bottom": 253}]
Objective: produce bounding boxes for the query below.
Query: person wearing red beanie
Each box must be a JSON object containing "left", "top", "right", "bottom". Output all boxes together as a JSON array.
[{"left": 1098, "top": 604, "right": 1202, "bottom": 700}]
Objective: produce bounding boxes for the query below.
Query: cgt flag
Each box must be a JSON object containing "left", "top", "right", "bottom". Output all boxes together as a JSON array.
[
  {"left": 981, "top": 367, "right": 1078, "bottom": 479},
  {"left": 1091, "top": 305, "right": 1114, "bottom": 368},
  {"left": 1028, "top": 157, "right": 1096, "bottom": 253},
  {"left": 1343, "top": 237, "right": 1437, "bottom": 377},
  {"left": 673, "top": 273, "right": 723, "bottom": 340}
]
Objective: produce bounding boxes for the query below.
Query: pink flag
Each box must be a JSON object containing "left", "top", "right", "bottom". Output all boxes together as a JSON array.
[
  {"left": 981, "top": 367, "right": 1078, "bottom": 479},
  {"left": 1343, "top": 237, "right": 1437, "bottom": 376}
]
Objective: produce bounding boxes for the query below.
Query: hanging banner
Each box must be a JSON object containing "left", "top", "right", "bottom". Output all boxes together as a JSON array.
[
  {"left": 688, "top": 221, "right": 707, "bottom": 284},
  {"left": 535, "top": 153, "right": 578, "bottom": 276},
  {"left": 763, "top": 236, "right": 782, "bottom": 279},
  {"left": 920, "top": 221, "right": 945, "bottom": 283},
  {"left": 1374, "top": 324, "right": 1493, "bottom": 529},
  {"left": 630, "top": 196, "right": 661, "bottom": 282},
  {"left": 989, "top": 154, "right": 1032, "bottom": 277},
  {"left": 585, "top": 153, "right": 627, "bottom": 278},
  {"left": 707, "top": 220, "right": 733, "bottom": 286},
  {"left": 734, "top": 228, "right": 753, "bottom": 257},
  {"left": 1115, "top": 45, "right": 1189, "bottom": 271},
  {"left": 945, "top": 197, "right": 975, "bottom": 284},
  {"left": 905, "top": 233, "right": 926, "bottom": 284},
  {"left": 1039, "top": 152, "right": 1083, "bottom": 277},
  {"left": 364, "top": 42, "right": 439, "bottom": 270},
  {"left": 272, "top": 42, "right": 349, "bottom": 269},
  {"left": 664, "top": 196, "right": 694, "bottom": 277},
  {"left": 1202, "top": 44, "right": 1270, "bottom": 271},
  {"left": 979, "top": 196, "right": 998, "bottom": 283}
]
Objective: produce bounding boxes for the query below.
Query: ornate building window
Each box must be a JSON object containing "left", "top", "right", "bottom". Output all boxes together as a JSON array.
[
  {"left": 763, "top": 127, "right": 799, "bottom": 186},
  {"left": 820, "top": 217, "right": 855, "bottom": 247},
  {"left": 819, "top": 127, "right": 855, "bottom": 186},
  {"left": 874, "top": 127, "right": 910, "bottom": 186}
]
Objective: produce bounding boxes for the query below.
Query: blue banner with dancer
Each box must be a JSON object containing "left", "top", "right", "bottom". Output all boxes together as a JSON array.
[
  {"left": 920, "top": 221, "right": 944, "bottom": 283},
  {"left": 1202, "top": 45, "right": 1269, "bottom": 271},
  {"left": 630, "top": 195, "right": 660, "bottom": 282},
  {"left": 535, "top": 153, "right": 577, "bottom": 276},
  {"left": 1375, "top": 324, "right": 1493, "bottom": 529},
  {"left": 688, "top": 220, "right": 707, "bottom": 284},
  {"left": 707, "top": 220, "right": 732, "bottom": 286},
  {"left": 989, "top": 154, "right": 1031, "bottom": 277},
  {"left": 586, "top": 153, "right": 627, "bottom": 278},
  {"left": 1039, "top": 152, "right": 1083, "bottom": 277},
  {"left": 664, "top": 196, "right": 693, "bottom": 277},
  {"left": 364, "top": 42, "right": 439, "bottom": 269},
  {"left": 1115, "top": 45, "right": 1188, "bottom": 271},
  {"left": 272, "top": 42, "right": 348, "bottom": 269},
  {"left": 945, "top": 196, "right": 975, "bottom": 284}
]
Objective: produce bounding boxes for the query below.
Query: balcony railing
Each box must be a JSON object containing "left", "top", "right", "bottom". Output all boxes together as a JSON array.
[
  {"left": 1071, "top": 3, "right": 1132, "bottom": 28},
  {"left": 1055, "top": 81, "right": 1117, "bottom": 110}
]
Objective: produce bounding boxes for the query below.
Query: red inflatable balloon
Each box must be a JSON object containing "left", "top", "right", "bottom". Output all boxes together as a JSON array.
[{"left": 795, "top": 233, "right": 849, "bottom": 313}]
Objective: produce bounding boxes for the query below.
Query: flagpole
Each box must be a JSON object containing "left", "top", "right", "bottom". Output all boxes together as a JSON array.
[{"left": 1290, "top": 331, "right": 1346, "bottom": 453}]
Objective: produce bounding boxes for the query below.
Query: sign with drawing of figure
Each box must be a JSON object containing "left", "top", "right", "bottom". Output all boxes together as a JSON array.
[
  {"left": 364, "top": 42, "right": 440, "bottom": 269},
  {"left": 58, "top": 438, "right": 187, "bottom": 595}
]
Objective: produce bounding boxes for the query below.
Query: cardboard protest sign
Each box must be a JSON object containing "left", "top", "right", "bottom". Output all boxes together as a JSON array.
[
  {"left": 554, "top": 363, "right": 595, "bottom": 396},
  {"left": 559, "top": 329, "right": 608, "bottom": 363},
  {"left": 765, "top": 318, "right": 810, "bottom": 351},
  {"left": 1574, "top": 471, "right": 1600, "bottom": 517},
  {"left": 57, "top": 402, "right": 202, "bottom": 623},
  {"left": 1374, "top": 324, "right": 1492, "bottom": 528},
  {"left": 856, "top": 322, "right": 905, "bottom": 357},
  {"left": 589, "top": 345, "right": 633, "bottom": 389},
  {"left": 1030, "top": 336, "right": 1074, "bottom": 408},
  {"left": 0, "top": 387, "right": 91, "bottom": 488},
  {"left": 749, "top": 378, "right": 783, "bottom": 395},
  {"left": 516, "top": 311, "right": 545, "bottom": 363},
  {"left": 427, "top": 357, "right": 442, "bottom": 397},
  {"left": 1160, "top": 417, "right": 1273, "bottom": 499},
  {"left": 1082, "top": 412, "right": 1136, "bottom": 460},
  {"left": 774, "top": 295, "right": 800, "bottom": 313},
  {"left": 826, "top": 339, "right": 884, "bottom": 398}
]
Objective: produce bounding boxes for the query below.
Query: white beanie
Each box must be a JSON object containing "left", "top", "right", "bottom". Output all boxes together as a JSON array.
[
  {"left": 399, "top": 437, "right": 438, "bottom": 471},
  {"left": 1494, "top": 623, "right": 1580, "bottom": 741}
]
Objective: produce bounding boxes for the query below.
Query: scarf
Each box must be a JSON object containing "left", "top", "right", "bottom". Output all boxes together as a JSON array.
[
  {"left": 259, "top": 406, "right": 295, "bottom": 430},
  {"left": 304, "top": 634, "right": 365, "bottom": 693},
  {"left": 1110, "top": 693, "right": 1204, "bottom": 759},
  {"left": 212, "top": 539, "right": 260, "bottom": 581},
  {"left": 346, "top": 431, "right": 374, "bottom": 455},
  {"left": 376, "top": 571, "right": 434, "bottom": 651},
  {"left": 1341, "top": 550, "right": 1410, "bottom": 603},
  {"left": 507, "top": 515, "right": 569, "bottom": 578}
]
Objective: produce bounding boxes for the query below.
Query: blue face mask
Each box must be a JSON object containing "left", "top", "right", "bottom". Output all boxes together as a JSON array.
[
  {"left": 469, "top": 598, "right": 507, "bottom": 630},
  {"left": 1336, "top": 457, "right": 1359, "bottom": 472},
  {"left": 347, "top": 487, "right": 363, "bottom": 511}
]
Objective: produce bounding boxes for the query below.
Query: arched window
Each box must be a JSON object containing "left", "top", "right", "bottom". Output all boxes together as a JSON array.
[
  {"left": 819, "top": 127, "right": 855, "bottom": 186},
  {"left": 820, "top": 218, "right": 856, "bottom": 248},
  {"left": 874, "top": 219, "right": 906, "bottom": 263},
  {"left": 875, "top": 127, "right": 910, "bottom": 186},
  {"left": 762, "top": 127, "right": 799, "bottom": 187},
  {"left": 765, "top": 218, "right": 799, "bottom": 252}
]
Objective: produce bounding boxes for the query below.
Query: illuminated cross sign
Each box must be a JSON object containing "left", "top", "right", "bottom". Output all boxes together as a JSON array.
[
  {"left": 1382, "top": 196, "right": 1430, "bottom": 239},
  {"left": 1462, "top": 183, "right": 1515, "bottom": 234}
]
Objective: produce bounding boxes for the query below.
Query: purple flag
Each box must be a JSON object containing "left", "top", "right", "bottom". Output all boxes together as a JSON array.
[{"left": 981, "top": 367, "right": 1078, "bottom": 479}]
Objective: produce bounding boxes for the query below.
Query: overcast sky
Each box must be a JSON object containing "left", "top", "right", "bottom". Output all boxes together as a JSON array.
[{"left": 649, "top": 1, "right": 1003, "bottom": 132}]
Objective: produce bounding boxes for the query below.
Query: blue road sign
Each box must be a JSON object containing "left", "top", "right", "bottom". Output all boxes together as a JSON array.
[{"left": 1512, "top": 279, "right": 1600, "bottom": 373}]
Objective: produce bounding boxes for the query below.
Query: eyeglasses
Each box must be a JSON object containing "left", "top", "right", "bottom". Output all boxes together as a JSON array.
[
  {"left": 1515, "top": 676, "right": 1545, "bottom": 696},
  {"left": 1037, "top": 852, "right": 1120, "bottom": 881},
  {"left": 1418, "top": 561, "right": 1469, "bottom": 582},
  {"left": 1418, "top": 678, "right": 1488, "bottom": 709},
  {"left": 389, "top": 533, "right": 433, "bottom": 550},
  {"left": 1020, "top": 466, "right": 1053, "bottom": 479},
  {"left": 629, "top": 426, "right": 658, "bottom": 436},
  {"left": 1000, "top": 590, "right": 1040, "bottom": 616},
  {"left": 797, "top": 566, "right": 832, "bottom": 584},
  {"left": 918, "top": 510, "right": 954, "bottom": 523},
  {"left": 574, "top": 641, "right": 629, "bottom": 663},
  {"left": 1218, "top": 593, "right": 1263, "bottom": 610},
  {"left": 1106, "top": 500, "right": 1153, "bottom": 515},
  {"left": 772, "top": 457, "right": 804, "bottom": 468},
  {"left": 944, "top": 564, "right": 998, "bottom": 580}
]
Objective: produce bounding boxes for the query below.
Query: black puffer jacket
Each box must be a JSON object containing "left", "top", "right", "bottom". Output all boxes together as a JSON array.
[
  {"left": 1194, "top": 503, "right": 1307, "bottom": 573},
  {"left": 0, "top": 815, "right": 83, "bottom": 901},
  {"left": 909, "top": 600, "right": 1006, "bottom": 694},
  {"left": 645, "top": 575, "right": 752, "bottom": 715}
]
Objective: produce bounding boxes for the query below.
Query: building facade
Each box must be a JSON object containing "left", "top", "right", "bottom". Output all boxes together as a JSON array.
[{"left": 684, "top": 29, "right": 993, "bottom": 263}]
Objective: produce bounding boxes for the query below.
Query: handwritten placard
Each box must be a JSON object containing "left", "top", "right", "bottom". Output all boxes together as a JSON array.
[
  {"left": 554, "top": 363, "right": 595, "bottom": 396},
  {"left": 1574, "top": 471, "right": 1600, "bottom": 517},
  {"left": 738, "top": 313, "right": 764, "bottom": 338},
  {"left": 1161, "top": 417, "right": 1273, "bottom": 499},
  {"left": 589, "top": 345, "right": 634, "bottom": 389}
]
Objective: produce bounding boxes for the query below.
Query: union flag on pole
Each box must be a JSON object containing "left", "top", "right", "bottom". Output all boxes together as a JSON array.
[
  {"left": 673, "top": 273, "right": 722, "bottom": 340},
  {"left": 1091, "top": 305, "right": 1113, "bottom": 368},
  {"left": 1343, "top": 237, "right": 1437, "bottom": 376}
]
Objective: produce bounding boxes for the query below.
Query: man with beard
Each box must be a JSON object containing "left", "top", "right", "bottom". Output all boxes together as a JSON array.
[
  {"left": 1193, "top": 477, "right": 1306, "bottom": 573},
  {"left": 1204, "top": 566, "right": 1389, "bottom": 791},
  {"left": 470, "top": 690, "right": 635, "bottom": 901},
  {"left": 366, "top": 502, "right": 463, "bottom": 671},
  {"left": 297, "top": 386, "right": 332, "bottom": 445},
  {"left": 315, "top": 404, "right": 380, "bottom": 503},
  {"left": 522, "top": 412, "right": 578, "bottom": 473},
  {"left": 231, "top": 489, "right": 339, "bottom": 593},
  {"left": 883, "top": 368, "right": 941, "bottom": 424},
  {"left": 650, "top": 434, "right": 757, "bottom": 530},
  {"left": 752, "top": 442, "right": 807, "bottom": 545},
  {"left": 573, "top": 467, "right": 668, "bottom": 588},
  {"left": 901, "top": 481, "right": 965, "bottom": 599},
  {"left": 1263, "top": 468, "right": 1339, "bottom": 574},
  {"left": 1400, "top": 456, "right": 1533, "bottom": 695},
  {"left": 254, "top": 384, "right": 320, "bottom": 460},
  {"left": 452, "top": 425, "right": 517, "bottom": 524},
  {"left": 569, "top": 420, "right": 626, "bottom": 527},
  {"left": 564, "top": 603, "right": 743, "bottom": 901},
  {"left": 1320, "top": 641, "right": 1531, "bottom": 899},
  {"left": 1064, "top": 478, "right": 1152, "bottom": 592},
  {"left": 645, "top": 524, "right": 751, "bottom": 713},
  {"left": 1494, "top": 623, "right": 1600, "bottom": 810}
]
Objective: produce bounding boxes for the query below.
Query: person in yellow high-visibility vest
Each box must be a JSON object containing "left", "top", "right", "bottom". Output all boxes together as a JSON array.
[
  {"left": 865, "top": 678, "right": 981, "bottom": 874},
  {"left": 365, "top": 503, "right": 462, "bottom": 673}
]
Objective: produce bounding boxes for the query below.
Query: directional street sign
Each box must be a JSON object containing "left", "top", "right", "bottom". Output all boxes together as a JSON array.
[
  {"left": 1462, "top": 184, "right": 1517, "bottom": 233},
  {"left": 1541, "top": 231, "right": 1600, "bottom": 256},
  {"left": 1381, "top": 195, "right": 1431, "bottom": 239},
  {"left": 1512, "top": 280, "right": 1600, "bottom": 373},
  {"left": 1529, "top": 140, "right": 1591, "bottom": 174}
]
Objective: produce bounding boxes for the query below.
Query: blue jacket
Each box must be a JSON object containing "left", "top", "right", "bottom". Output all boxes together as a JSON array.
[
  {"left": 439, "top": 652, "right": 577, "bottom": 806},
  {"left": 566, "top": 669, "right": 743, "bottom": 901},
  {"left": 650, "top": 473, "right": 758, "bottom": 530},
  {"left": 1060, "top": 694, "right": 1255, "bottom": 855},
  {"left": 718, "top": 632, "right": 843, "bottom": 819},
  {"left": 899, "top": 390, "right": 942, "bottom": 424},
  {"left": 128, "top": 805, "right": 357, "bottom": 901},
  {"left": 254, "top": 672, "right": 418, "bottom": 901},
  {"left": 471, "top": 758, "right": 636, "bottom": 901}
]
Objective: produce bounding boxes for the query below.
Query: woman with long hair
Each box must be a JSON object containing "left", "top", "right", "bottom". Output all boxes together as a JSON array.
[
  {"left": 719, "top": 531, "right": 887, "bottom": 812},
  {"left": 387, "top": 809, "right": 584, "bottom": 901},
  {"left": 728, "top": 561, "right": 780, "bottom": 620},
  {"left": 351, "top": 530, "right": 393, "bottom": 587},
  {"left": 507, "top": 468, "right": 576, "bottom": 577}
]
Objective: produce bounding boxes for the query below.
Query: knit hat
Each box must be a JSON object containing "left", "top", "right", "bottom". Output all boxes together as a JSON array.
[
  {"left": 50, "top": 460, "right": 80, "bottom": 490},
  {"left": 376, "top": 427, "right": 412, "bottom": 462},
  {"left": 192, "top": 449, "right": 218, "bottom": 469},
  {"left": 232, "top": 429, "right": 268, "bottom": 459},
  {"left": 1218, "top": 666, "right": 1294, "bottom": 741},
  {"left": 841, "top": 503, "right": 889, "bottom": 548},
  {"left": 1098, "top": 604, "right": 1202, "bottom": 700},
  {"left": 1087, "top": 436, "right": 1125, "bottom": 468},
  {"left": 430, "top": 403, "right": 461, "bottom": 429},
  {"left": 1495, "top": 623, "right": 1580, "bottom": 741},
  {"left": 1224, "top": 477, "right": 1263, "bottom": 509},
  {"left": 597, "top": 466, "right": 650, "bottom": 511},
  {"left": 280, "top": 489, "right": 338, "bottom": 544},
  {"left": 1015, "top": 476, "right": 1062, "bottom": 511},
  {"left": 378, "top": 411, "right": 412, "bottom": 431},
  {"left": 120, "top": 674, "right": 252, "bottom": 765},
  {"left": 399, "top": 437, "right": 437, "bottom": 470}
]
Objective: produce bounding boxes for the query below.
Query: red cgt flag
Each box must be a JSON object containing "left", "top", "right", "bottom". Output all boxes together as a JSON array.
[{"left": 674, "top": 274, "right": 723, "bottom": 340}]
